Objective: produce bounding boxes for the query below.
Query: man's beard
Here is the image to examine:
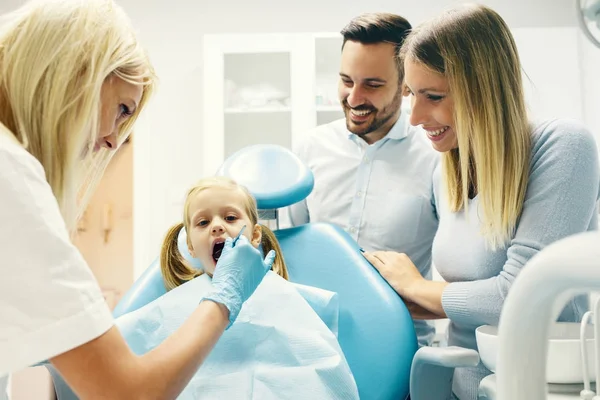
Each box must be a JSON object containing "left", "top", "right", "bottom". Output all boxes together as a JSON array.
[{"left": 342, "top": 87, "right": 403, "bottom": 140}]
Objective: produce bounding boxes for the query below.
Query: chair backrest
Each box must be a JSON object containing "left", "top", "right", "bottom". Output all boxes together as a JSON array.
[
  {"left": 113, "top": 144, "right": 418, "bottom": 399},
  {"left": 275, "top": 223, "right": 416, "bottom": 399}
]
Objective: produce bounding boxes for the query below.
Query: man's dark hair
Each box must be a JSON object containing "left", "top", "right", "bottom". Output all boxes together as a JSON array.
[{"left": 341, "top": 13, "right": 412, "bottom": 80}]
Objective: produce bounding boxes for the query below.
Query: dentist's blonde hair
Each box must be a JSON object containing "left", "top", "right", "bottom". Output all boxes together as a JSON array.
[
  {"left": 401, "top": 4, "right": 531, "bottom": 250},
  {"left": 0, "top": 0, "right": 156, "bottom": 230}
]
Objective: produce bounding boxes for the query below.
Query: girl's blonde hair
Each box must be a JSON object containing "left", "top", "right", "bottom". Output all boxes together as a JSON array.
[
  {"left": 400, "top": 4, "right": 531, "bottom": 250},
  {"left": 160, "top": 176, "right": 289, "bottom": 291},
  {"left": 0, "top": 0, "right": 156, "bottom": 230}
]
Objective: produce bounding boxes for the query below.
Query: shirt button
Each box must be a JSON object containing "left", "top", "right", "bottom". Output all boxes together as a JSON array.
[
  {"left": 349, "top": 226, "right": 357, "bottom": 233},
  {"left": 356, "top": 191, "right": 363, "bottom": 197},
  {"left": 363, "top": 157, "right": 370, "bottom": 163}
]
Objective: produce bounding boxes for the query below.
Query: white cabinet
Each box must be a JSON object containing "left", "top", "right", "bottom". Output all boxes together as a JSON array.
[
  {"left": 202, "top": 33, "right": 346, "bottom": 176},
  {"left": 203, "top": 34, "right": 308, "bottom": 175}
]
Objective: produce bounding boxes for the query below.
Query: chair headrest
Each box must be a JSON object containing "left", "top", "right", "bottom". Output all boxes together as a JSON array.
[
  {"left": 216, "top": 144, "right": 314, "bottom": 209},
  {"left": 178, "top": 144, "right": 313, "bottom": 271}
]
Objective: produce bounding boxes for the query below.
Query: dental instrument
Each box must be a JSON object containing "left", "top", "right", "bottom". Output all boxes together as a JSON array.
[
  {"left": 579, "top": 310, "right": 594, "bottom": 399},
  {"left": 232, "top": 225, "right": 246, "bottom": 247},
  {"left": 577, "top": 0, "right": 600, "bottom": 48},
  {"left": 595, "top": 299, "right": 600, "bottom": 400}
]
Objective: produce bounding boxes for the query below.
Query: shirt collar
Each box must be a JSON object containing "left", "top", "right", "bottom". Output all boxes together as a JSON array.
[{"left": 346, "top": 112, "right": 409, "bottom": 143}]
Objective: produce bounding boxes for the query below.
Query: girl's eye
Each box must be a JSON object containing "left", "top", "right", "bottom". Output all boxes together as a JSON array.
[
  {"left": 198, "top": 220, "right": 208, "bottom": 226},
  {"left": 225, "top": 215, "right": 237, "bottom": 222}
]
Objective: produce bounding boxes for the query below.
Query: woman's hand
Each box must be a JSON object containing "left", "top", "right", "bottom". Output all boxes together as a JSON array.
[
  {"left": 361, "top": 251, "right": 425, "bottom": 297},
  {"left": 362, "top": 250, "right": 449, "bottom": 318}
]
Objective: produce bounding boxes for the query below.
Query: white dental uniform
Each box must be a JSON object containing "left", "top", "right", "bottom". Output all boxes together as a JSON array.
[{"left": 0, "top": 128, "right": 113, "bottom": 393}]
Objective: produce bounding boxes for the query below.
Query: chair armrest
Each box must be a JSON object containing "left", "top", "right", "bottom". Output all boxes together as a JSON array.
[{"left": 410, "top": 346, "right": 480, "bottom": 400}]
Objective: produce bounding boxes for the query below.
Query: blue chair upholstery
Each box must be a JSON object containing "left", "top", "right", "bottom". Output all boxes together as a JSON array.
[
  {"left": 275, "top": 223, "right": 416, "bottom": 399},
  {"left": 112, "top": 144, "right": 418, "bottom": 399},
  {"left": 217, "top": 144, "right": 314, "bottom": 209}
]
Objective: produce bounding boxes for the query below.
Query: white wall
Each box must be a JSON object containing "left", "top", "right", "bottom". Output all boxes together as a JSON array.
[
  {"left": 580, "top": 31, "right": 600, "bottom": 145},
  {"left": 514, "top": 28, "right": 583, "bottom": 121}
]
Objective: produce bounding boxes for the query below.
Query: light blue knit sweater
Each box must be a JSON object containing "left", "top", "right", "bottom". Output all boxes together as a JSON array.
[{"left": 432, "top": 119, "right": 600, "bottom": 400}]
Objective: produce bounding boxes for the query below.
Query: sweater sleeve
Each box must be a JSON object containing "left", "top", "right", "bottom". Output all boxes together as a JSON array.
[{"left": 441, "top": 119, "right": 600, "bottom": 327}]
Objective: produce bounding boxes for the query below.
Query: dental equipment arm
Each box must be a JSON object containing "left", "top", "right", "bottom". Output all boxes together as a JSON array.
[
  {"left": 496, "top": 231, "right": 600, "bottom": 400},
  {"left": 577, "top": 0, "right": 600, "bottom": 48}
]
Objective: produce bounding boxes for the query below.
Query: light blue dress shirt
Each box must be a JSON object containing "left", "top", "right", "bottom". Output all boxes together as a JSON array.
[{"left": 285, "top": 113, "right": 440, "bottom": 345}]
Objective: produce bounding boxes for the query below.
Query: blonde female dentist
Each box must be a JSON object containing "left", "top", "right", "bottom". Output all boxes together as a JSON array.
[{"left": 0, "top": 1, "right": 275, "bottom": 399}]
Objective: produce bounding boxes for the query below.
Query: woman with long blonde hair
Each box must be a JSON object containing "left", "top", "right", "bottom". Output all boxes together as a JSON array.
[
  {"left": 0, "top": 1, "right": 274, "bottom": 398},
  {"left": 362, "top": 4, "right": 600, "bottom": 399}
]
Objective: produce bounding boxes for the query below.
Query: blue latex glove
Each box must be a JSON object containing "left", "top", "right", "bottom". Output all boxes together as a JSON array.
[{"left": 202, "top": 235, "right": 276, "bottom": 328}]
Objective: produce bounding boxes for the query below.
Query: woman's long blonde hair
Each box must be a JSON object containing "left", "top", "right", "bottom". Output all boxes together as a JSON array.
[
  {"left": 0, "top": 0, "right": 156, "bottom": 230},
  {"left": 401, "top": 4, "right": 531, "bottom": 250},
  {"left": 160, "top": 176, "right": 289, "bottom": 291}
]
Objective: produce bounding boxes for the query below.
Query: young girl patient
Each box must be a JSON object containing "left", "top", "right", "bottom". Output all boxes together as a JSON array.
[
  {"left": 48, "top": 176, "right": 359, "bottom": 400},
  {"left": 159, "top": 176, "right": 288, "bottom": 289},
  {"left": 141, "top": 176, "right": 358, "bottom": 399}
]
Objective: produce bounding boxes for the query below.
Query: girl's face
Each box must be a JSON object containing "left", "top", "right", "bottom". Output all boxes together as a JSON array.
[
  {"left": 186, "top": 186, "right": 261, "bottom": 276},
  {"left": 404, "top": 58, "right": 458, "bottom": 153}
]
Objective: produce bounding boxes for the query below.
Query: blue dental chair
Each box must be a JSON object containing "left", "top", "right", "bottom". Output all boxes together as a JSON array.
[
  {"left": 111, "top": 144, "right": 479, "bottom": 400},
  {"left": 111, "top": 144, "right": 415, "bottom": 399}
]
